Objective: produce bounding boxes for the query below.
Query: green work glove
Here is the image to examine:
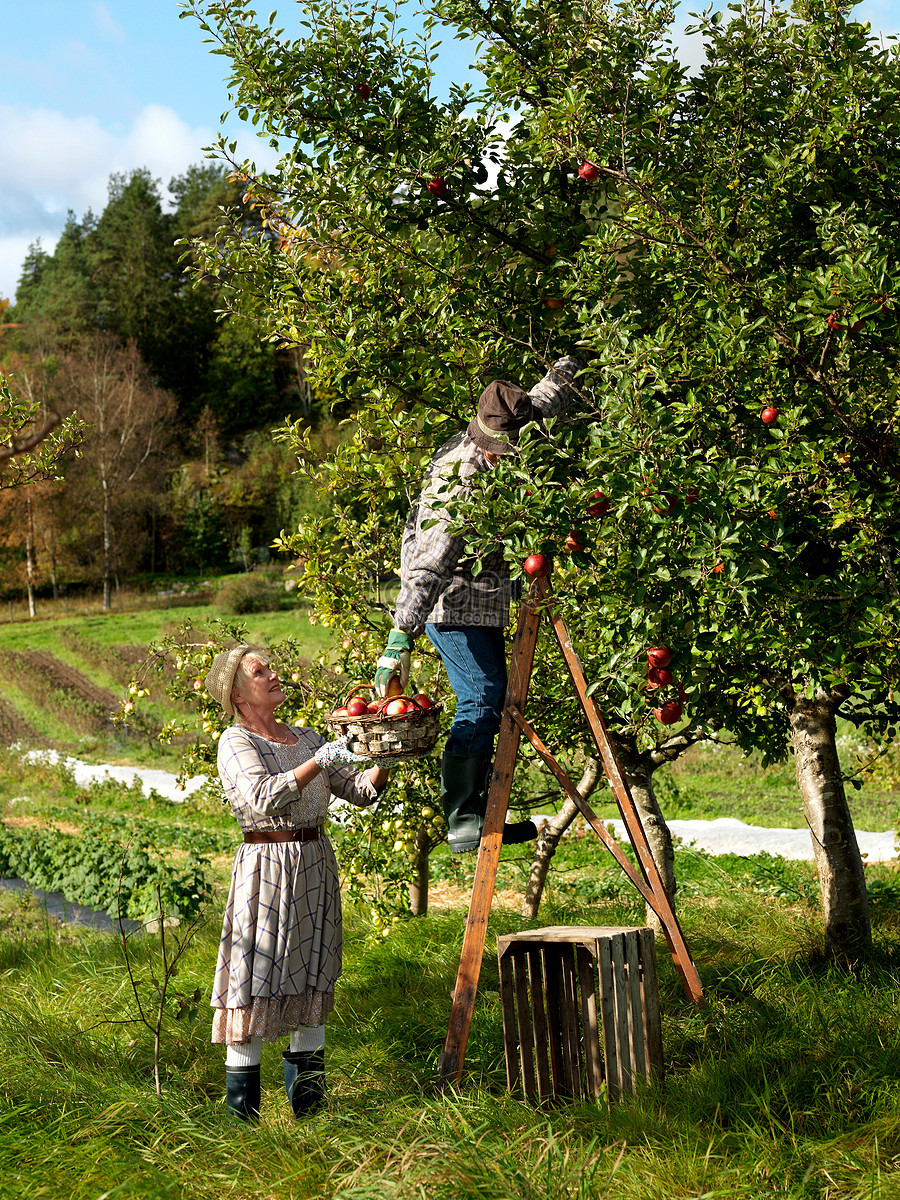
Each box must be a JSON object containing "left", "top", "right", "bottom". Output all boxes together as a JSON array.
[{"left": 374, "top": 630, "right": 415, "bottom": 697}]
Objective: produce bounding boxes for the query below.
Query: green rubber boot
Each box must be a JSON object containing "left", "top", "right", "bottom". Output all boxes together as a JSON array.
[{"left": 441, "top": 749, "right": 538, "bottom": 855}]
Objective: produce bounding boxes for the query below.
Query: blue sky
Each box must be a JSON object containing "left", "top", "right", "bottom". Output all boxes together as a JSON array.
[{"left": 2, "top": 0, "right": 899, "bottom": 302}]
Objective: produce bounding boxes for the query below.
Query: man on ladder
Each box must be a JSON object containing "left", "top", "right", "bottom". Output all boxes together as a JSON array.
[{"left": 373, "top": 352, "right": 586, "bottom": 853}]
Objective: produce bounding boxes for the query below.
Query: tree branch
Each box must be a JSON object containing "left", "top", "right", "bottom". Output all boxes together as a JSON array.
[{"left": 0, "top": 411, "right": 61, "bottom": 463}]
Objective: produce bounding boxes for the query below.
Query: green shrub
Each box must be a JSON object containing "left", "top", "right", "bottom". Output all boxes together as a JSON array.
[
  {"left": 0, "top": 825, "right": 212, "bottom": 922},
  {"left": 214, "top": 573, "right": 279, "bottom": 614}
]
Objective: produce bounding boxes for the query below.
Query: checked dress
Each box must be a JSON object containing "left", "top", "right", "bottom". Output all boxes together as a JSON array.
[{"left": 211, "top": 724, "right": 378, "bottom": 1045}]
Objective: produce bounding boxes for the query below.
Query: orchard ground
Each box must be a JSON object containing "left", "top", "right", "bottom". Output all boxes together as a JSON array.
[
  {"left": 2, "top": 599, "right": 900, "bottom": 1196},
  {"left": 15, "top": 747, "right": 899, "bottom": 864},
  {"left": 3, "top": 742, "right": 900, "bottom": 1198}
]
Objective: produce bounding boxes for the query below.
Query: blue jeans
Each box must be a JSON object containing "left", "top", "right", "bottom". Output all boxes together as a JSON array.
[{"left": 425, "top": 624, "right": 507, "bottom": 758}]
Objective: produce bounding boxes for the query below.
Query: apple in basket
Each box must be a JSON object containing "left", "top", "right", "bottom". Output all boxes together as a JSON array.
[
  {"left": 385, "top": 698, "right": 415, "bottom": 716},
  {"left": 410, "top": 693, "right": 433, "bottom": 708},
  {"left": 367, "top": 700, "right": 381, "bottom": 713},
  {"left": 332, "top": 707, "right": 349, "bottom": 717},
  {"left": 346, "top": 698, "right": 369, "bottom": 717}
]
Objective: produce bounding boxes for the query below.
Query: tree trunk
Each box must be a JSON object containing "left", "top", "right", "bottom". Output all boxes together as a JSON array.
[
  {"left": 521, "top": 758, "right": 602, "bottom": 918},
  {"left": 786, "top": 690, "right": 871, "bottom": 952},
  {"left": 521, "top": 735, "right": 679, "bottom": 931},
  {"left": 611, "top": 735, "right": 676, "bottom": 935},
  {"left": 102, "top": 474, "right": 113, "bottom": 611},
  {"left": 49, "top": 537, "right": 59, "bottom": 601},
  {"left": 409, "top": 827, "right": 430, "bottom": 916},
  {"left": 25, "top": 495, "right": 36, "bottom": 619}
]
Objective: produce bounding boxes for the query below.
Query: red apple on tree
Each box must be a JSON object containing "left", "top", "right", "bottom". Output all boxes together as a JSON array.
[
  {"left": 523, "top": 553, "right": 551, "bottom": 578},
  {"left": 356, "top": 83, "right": 371, "bottom": 100},
  {"left": 761, "top": 406, "right": 780, "bottom": 425},
  {"left": 578, "top": 162, "right": 600, "bottom": 181},
  {"left": 426, "top": 176, "right": 447, "bottom": 197},
  {"left": 647, "top": 646, "right": 673, "bottom": 668},
  {"left": 654, "top": 700, "right": 683, "bottom": 725},
  {"left": 587, "top": 490, "right": 610, "bottom": 517},
  {"left": 647, "top": 666, "right": 673, "bottom": 688}
]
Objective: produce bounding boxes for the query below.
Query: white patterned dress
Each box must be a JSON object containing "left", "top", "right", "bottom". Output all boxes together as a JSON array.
[{"left": 211, "top": 724, "right": 379, "bottom": 1045}]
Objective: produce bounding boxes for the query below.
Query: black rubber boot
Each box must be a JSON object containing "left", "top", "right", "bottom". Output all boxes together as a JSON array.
[
  {"left": 502, "top": 818, "right": 539, "bottom": 846},
  {"left": 441, "top": 749, "right": 538, "bottom": 854},
  {"left": 282, "top": 1048, "right": 325, "bottom": 1117},
  {"left": 225, "top": 1064, "right": 261, "bottom": 1122},
  {"left": 441, "top": 750, "right": 491, "bottom": 854}
]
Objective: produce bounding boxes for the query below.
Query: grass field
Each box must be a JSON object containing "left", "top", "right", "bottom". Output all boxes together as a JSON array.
[
  {"left": 0, "top": 599, "right": 331, "bottom": 771},
  {"left": 1, "top": 600, "right": 900, "bottom": 1196},
  {"left": 2, "top": 749, "right": 900, "bottom": 1198}
]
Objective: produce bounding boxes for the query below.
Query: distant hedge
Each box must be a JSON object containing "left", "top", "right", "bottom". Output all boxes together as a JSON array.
[{"left": 215, "top": 574, "right": 280, "bottom": 615}]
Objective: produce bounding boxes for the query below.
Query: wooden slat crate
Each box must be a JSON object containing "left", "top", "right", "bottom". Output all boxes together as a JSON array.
[{"left": 497, "top": 925, "right": 664, "bottom": 1104}]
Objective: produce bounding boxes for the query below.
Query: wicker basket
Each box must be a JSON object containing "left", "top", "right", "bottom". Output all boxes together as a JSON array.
[{"left": 324, "top": 685, "right": 443, "bottom": 762}]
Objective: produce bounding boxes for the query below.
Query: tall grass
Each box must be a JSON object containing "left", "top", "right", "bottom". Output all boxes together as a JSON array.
[
  {"left": 0, "top": 694, "right": 899, "bottom": 1195},
  {"left": 2, "top": 841, "right": 900, "bottom": 1197}
]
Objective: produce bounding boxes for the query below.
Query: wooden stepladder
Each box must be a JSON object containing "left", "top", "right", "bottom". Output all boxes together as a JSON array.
[{"left": 438, "top": 574, "right": 703, "bottom": 1087}]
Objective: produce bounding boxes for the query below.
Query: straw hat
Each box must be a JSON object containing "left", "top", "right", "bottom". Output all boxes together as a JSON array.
[{"left": 204, "top": 645, "right": 258, "bottom": 717}]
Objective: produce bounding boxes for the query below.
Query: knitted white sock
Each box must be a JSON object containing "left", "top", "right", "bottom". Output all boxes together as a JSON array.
[
  {"left": 289, "top": 1025, "right": 325, "bottom": 1054},
  {"left": 225, "top": 1037, "right": 263, "bottom": 1067}
]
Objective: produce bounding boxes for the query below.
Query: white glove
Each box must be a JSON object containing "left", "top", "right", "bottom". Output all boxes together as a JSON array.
[{"left": 314, "top": 736, "right": 370, "bottom": 768}]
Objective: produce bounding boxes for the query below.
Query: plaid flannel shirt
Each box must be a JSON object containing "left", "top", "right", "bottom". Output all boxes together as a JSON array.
[{"left": 393, "top": 355, "right": 584, "bottom": 637}]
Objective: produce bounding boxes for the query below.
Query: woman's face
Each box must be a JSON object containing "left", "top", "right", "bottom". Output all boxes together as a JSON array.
[{"left": 232, "top": 656, "right": 286, "bottom": 714}]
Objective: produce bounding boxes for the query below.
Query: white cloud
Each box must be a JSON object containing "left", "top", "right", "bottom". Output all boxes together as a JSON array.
[
  {"left": 0, "top": 100, "right": 285, "bottom": 301},
  {"left": 0, "top": 105, "right": 116, "bottom": 216},
  {"left": 0, "top": 234, "right": 49, "bottom": 303},
  {"left": 91, "top": 2, "right": 127, "bottom": 44},
  {"left": 0, "top": 103, "right": 226, "bottom": 302},
  {"left": 118, "top": 104, "right": 217, "bottom": 195}
]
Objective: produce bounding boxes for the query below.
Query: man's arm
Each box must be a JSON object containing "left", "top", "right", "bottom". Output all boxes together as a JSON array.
[
  {"left": 375, "top": 465, "right": 471, "bottom": 695},
  {"left": 529, "top": 354, "right": 586, "bottom": 419},
  {"left": 392, "top": 510, "right": 465, "bottom": 639}
]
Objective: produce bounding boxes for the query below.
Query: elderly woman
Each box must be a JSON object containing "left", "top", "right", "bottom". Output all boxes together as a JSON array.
[{"left": 204, "top": 643, "right": 389, "bottom": 1122}]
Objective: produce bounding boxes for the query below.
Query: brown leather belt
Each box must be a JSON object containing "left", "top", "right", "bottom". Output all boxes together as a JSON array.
[{"left": 243, "top": 828, "right": 321, "bottom": 844}]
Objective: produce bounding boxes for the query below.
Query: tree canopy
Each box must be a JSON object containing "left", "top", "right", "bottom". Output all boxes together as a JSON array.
[{"left": 179, "top": 0, "right": 900, "bottom": 946}]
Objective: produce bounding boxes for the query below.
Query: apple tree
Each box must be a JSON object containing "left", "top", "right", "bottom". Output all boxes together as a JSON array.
[{"left": 182, "top": 0, "right": 900, "bottom": 951}]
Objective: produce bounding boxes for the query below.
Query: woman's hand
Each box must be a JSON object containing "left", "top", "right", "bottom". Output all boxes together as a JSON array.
[{"left": 313, "top": 736, "right": 371, "bottom": 769}]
